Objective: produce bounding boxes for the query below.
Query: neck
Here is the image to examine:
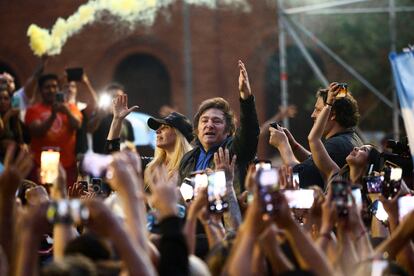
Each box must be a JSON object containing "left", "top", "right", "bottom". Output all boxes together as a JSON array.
[
  {"left": 164, "top": 147, "right": 175, "bottom": 160},
  {"left": 325, "top": 124, "right": 346, "bottom": 139},
  {"left": 349, "top": 165, "right": 365, "bottom": 184}
]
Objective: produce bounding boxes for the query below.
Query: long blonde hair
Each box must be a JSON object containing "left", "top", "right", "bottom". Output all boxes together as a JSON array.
[{"left": 145, "top": 128, "right": 192, "bottom": 189}]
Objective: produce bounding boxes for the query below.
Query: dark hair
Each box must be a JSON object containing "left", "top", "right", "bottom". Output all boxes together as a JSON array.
[
  {"left": 193, "top": 97, "right": 235, "bottom": 137},
  {"left": 64, "top": 233, "right": 111, "bottom": 261},
  {"left": 104, "top": 82, "right": 126, "bottom": 95},
  {"left": 40, "top": 255, "right": 97, "bottom": 276},
  {"left": 317, "top": 89, "right": 360, "bottom": 128},
  {"left": 367, "top": 146, "right": 382, "bottom": 173},
  {"left": 38, "top": 74, "right": 59, "bottom": 89}
]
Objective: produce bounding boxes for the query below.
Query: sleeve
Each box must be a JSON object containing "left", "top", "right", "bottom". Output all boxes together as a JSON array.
[
  {"left": 104, "top": 139, "right": 120, "bottom": 154},
  {"left": 323, "top": 136, "right": 353, "bottom": 169},
  {"left": 69, "top": 104, "right": 83, "bottom": 122},
  {"left": 158, "top": 216, "right": 189, "bottom": 276},
  {"left": 24, "top": 106, "right": 38, "bottom": 126},
  {"left": 231, "top": 95, "right": 260, "bottom": 163}
]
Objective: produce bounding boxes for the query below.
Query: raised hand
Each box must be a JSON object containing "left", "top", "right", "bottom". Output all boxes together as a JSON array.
[
  {"left": 149, "top": 165, "right": 178, "bottom": 220},
  {"left": 112, "top": 94, "right": 139, "bottom": 120},
  {"left": 238, "top": 60, "right": 252, "bottom": 99},
  {"left": 269, "top": 124, "right": 288, "bottom": 149},
  {"left": 214, "top": 147, "right": 237, "bottom": 185},
  {"left": 0, "top": 143, "right": 33, "bottom": 196}
]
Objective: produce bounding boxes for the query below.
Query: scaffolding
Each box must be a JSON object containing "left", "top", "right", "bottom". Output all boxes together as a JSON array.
[{"left": 277, "top": 0, "right": 414, "bottom": 139}]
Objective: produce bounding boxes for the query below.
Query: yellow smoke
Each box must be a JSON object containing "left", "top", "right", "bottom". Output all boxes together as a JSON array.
[{"left": 27, "top": 0, "right": 248, "bottom": 57}]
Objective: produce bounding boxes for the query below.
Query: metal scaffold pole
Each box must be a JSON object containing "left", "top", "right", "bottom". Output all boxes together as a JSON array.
[{"left": 278, "top": 0, "right": 289, "bottom": 128}]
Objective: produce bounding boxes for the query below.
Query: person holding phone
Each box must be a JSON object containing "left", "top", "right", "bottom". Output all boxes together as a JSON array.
[
  {"left": 61, "top": 69, "right": 98, "bottom": 155},
  {"left": 269, "top": 83, "right": 364, "bottom": 189},
  {"left": 307, "top": 82, "right": 382, "bottom": 187},
  {"left": 25, "top": 74, "right": 82, "bottom": 188}
]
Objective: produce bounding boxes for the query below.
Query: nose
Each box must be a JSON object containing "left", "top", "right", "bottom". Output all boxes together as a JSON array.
[
  {"left": 353, "top": 147, "right": 359, "bottom": 152},
  {"left": 156, "top": 128, "right": 162, "bottom": 134}
]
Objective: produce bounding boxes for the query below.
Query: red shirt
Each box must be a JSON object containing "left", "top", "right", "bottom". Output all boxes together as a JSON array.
[{"left": 25, "top": 103, "right": 82, "bottom": 168}]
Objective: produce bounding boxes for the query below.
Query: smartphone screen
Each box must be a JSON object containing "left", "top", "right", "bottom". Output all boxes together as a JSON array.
[
  {"left": 390, "top": 167, "right": 403, "bottom": 181},
  {"left": 192, "top": 172, "right": 208, "bottom": 197},
  {"left": 398, "top": 195, "right": 414, "bottom": 221},
  {"left": 371, "top": 200, "right": 389, "bottom": 222},
  {"left": 337, "top": 83, "right": 348, "bottom": 98},
  {"left": 283, "top": 189, "right": 314, "bottom": 209},
  {"left": 351, "top": 188, "right": 363, "bottom": 211},
  {"left": 180, "top": 182, "right": 194, "bottom": 202},
  {"left": 40, "top": 149, "right": 60, "bottom": 185},
  {"left": 364, "top": 175, "right": 384, "bottom": 193},
  {"left": 81, "top": 152, "right": 113, "bottom": 178},
  {"left": 207, "top": 170, "right": 228, "bottom": 213},
  {"left": 292, "top": 172, "right": 300, "bottom": 189},
  {"left": 255, "top": 160, "right": 272, "bottom": 170},
  {"left": 257, "top": 168, "right": 279, "bottom": 214}
]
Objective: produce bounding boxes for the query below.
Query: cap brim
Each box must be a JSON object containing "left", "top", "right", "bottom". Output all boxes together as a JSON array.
[{"left": 147, "top": 117, "right": 167, "bottom": 130}]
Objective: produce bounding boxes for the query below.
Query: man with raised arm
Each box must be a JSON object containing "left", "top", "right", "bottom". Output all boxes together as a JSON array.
[
  {"left": 178, "top": 60, "right": 259, "bottom": 193},
  {"left": 269, "top": 86, "right": 363, "bottom": 188}
]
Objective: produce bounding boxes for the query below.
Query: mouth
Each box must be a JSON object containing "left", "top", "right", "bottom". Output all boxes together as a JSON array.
[{"left": 204, "top": 131, "right": 216, "bottom": 137}]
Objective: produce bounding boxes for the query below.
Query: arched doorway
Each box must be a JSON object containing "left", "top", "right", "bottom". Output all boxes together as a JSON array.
[{"left": 113, "top": 54, "right": 171, "bottom": 116}]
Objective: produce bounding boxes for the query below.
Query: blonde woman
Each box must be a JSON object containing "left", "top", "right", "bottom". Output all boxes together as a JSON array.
[{"left": 145, "top": 112, "right": 193, "bottom": 189}]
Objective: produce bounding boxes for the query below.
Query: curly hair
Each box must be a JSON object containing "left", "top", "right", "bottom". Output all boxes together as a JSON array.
[
  {"left": 193, "top": 97, "right": 236, "bottom": 137},
  {"left": 317, "top": 89, "right": 360, "bottom": 128}
]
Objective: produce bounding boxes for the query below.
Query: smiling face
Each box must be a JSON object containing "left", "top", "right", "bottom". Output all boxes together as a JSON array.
[
  {"left": 156, "top": 124, "right": 177, "bottom": 151},
  {"left": 346, "top": 145, "right": 373, "bottom": 167},
  {"left": 197, "top": 108, "right": 229, "bottom": 151}
]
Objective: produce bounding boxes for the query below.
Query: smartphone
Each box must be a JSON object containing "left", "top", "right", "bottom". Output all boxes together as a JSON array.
[
  {"left": 46, "top": 199, "right": 89, "bottom": 224},
  {"left": 331, "top": 179, "right": 351, "bottom": 217},
  {"left": 269, "top": 121, "right": 282, "bottom": 129},
  {"left": 11, "top": 95, "right": 20, "bottom": 108},
  {"left": 190, "top": 171, "right": 208, "bottom": 197},
  {"left": 370, "top": 200, "right": 388, "bottom": 223},
  {"left": 81, "top": 152, "right": 113, "bottom": 178},
  {"left": 257, "top": 168, "right": 279, "bottom": 214},
  {"left": 292, "top": 172, "right": 300, "bottom": 189},
  {"left": 363, "top": 175, "right": 384, "bottom": 194},
  {"left": 207, "top": 170, "right": 228, "bottom": 213},
  {"left": 78, "top": 180, "right": 89, "bottom": 192},
  {"left": 180, "top": 179, "right": 194, "bottom": 202},
  {"left": 398, "top": 195, "right": 414, "bottom": 221},
  {"left": 351, "top": 187, "right": 363, "bottom": 211},
  {"left": 91, "top": 178, "right": 102, "bottom": 194},
  {"left": 337, "top": 83, "right": 348, "bottom": 97},
  {"left": 283, "top": 189, "right": 314, "bottom": 209},
  {"left": 55, "top": 92, "right": 65, "bottom": 103},
  {"left": 40, "top": 148, "right": 60, "bottom": 185},
  {"left": 254, "top": 160, "right": 272, "bottom": 170},
  {"left": 66, "top": 67, "right": 84, "bottom": 82}
]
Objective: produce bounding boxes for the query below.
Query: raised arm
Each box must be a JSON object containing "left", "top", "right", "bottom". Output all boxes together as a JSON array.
[
  {"left": 269, "top": 125, "right": 299, "bottom": 166},
  {"left": 307, "top": 83, "right": 340, "bottom": 182},
  {"left": 23, "top": 56, "right": 48, "bottom": 101},
  {"left": 231, "top": 60, "right": 259, "bottom": 164},
  {"left": 79, "top": 73, "right": 98, "bottom": 117}
]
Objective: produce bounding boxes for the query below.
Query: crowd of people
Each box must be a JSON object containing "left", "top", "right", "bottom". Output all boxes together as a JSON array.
[{"left": 0, "top": 57, "right": 413, "bottom": 276}]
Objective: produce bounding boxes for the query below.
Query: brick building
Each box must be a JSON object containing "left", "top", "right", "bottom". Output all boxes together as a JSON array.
[{"left": 0, "top": 0, "right": 323, "bottom": 158}]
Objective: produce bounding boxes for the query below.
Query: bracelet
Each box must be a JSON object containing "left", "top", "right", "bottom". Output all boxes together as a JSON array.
[{"left": 325, "top": 102, "right": 333, "bottom": 106}]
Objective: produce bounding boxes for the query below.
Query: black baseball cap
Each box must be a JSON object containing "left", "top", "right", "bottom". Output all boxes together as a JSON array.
[{"left": 147, "top": 112, "right": 193, "bottom": 143}]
